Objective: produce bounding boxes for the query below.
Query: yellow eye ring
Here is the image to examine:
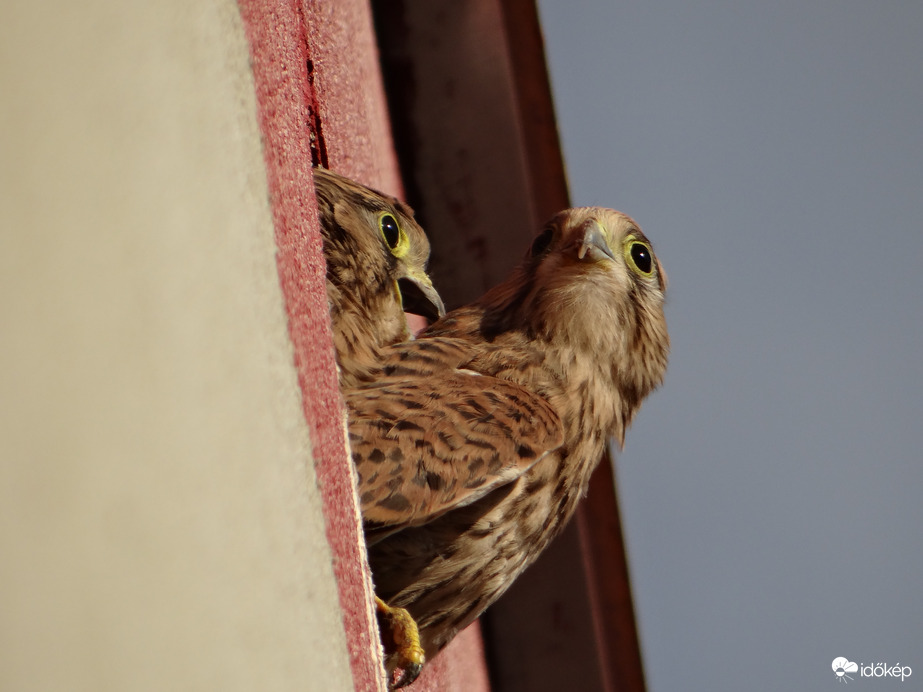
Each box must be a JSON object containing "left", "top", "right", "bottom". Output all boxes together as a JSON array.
[
  {"left": 379, "top": 212, "right": 409, "bottom": 258},
  {"left": 623, "top": 237, "right": 655, "bottom": 276}
]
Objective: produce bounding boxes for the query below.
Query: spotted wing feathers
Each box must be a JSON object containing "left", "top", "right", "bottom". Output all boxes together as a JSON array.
[{"left": 346, "top": 344, "right": 563, "bottom": 539}]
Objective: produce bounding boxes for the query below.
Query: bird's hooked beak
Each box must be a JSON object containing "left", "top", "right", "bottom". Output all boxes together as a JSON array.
[
  {"left": 397, "top": 271, "right": 446, "bottom": 323},
  {"left": 574, "top": 219, "right": 616, "bottom": 263}
]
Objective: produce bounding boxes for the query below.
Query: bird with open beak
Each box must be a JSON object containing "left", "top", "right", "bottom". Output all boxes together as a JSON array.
[{"left": 312, "top": 167, "right": 445, "bottom": 387}]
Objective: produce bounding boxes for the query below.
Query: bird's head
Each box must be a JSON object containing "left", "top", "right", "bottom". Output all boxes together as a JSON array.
[
  {"left": 313, "top": 168, "right": 445, "bottom": 325},
  {"left": 481, "top": 207, "right": 669, "bottom": 397}
]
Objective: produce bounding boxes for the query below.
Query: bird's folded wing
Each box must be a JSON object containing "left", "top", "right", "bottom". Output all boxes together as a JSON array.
[{"left": 346, "top": 370, "right": 563, "bottom": 534}]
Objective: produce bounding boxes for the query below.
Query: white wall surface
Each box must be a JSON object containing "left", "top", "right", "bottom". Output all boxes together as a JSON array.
[{"left": 0, "top": 2, "right": 352, "bottom": 690}]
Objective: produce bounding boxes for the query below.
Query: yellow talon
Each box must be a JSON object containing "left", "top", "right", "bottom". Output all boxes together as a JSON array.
[{"left": 375, "top": 596, "right": 425, "bottom": 689}]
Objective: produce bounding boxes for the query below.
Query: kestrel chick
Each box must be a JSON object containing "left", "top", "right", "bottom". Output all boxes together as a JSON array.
[
  {"left": 345, "top": 207, "right": 669, "bottom": 686},
  {"left": 312, "top": 167, "right": 445, "bottom": 386}
]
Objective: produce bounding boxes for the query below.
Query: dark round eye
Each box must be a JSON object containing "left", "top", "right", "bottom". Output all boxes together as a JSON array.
[
  {"left": 530, "top": 227, "right": 554, "bottom": 258},
  {"left": 380, "top": 214, "right": 401, "bottom": 249},
  {"left": 630, "top": 242, "right": 653, "bottom": 275}
]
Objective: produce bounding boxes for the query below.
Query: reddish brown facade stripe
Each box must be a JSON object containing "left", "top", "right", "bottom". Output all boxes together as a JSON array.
[{"left": 236, "top": 2, "right": 382, "bottom": 689}]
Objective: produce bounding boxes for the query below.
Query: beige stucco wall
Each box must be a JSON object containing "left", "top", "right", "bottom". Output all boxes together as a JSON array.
[{"left": 0, "top": 2, "right": 352, "bottom": 690}]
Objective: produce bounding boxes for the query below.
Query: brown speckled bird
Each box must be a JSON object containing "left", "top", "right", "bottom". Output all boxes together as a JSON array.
[
  {"left": 344, "top": 207, "right": 669, "bottom": 686},
  {"left": 312, "top": 167, "right": 445, "bottom": 386}
]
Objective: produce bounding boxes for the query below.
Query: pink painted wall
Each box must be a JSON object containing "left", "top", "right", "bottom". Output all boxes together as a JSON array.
[{"left": 238, "top": 2, "right": 491, "bottom": 689}]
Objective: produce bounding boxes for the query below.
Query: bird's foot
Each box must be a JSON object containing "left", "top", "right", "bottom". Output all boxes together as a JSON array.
[{"left": 375, "top": 596, "right": 425, "bottom": 689}]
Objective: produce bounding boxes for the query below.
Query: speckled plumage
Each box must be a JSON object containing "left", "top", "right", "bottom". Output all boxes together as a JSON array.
[
  {"left": 344, "top": 207, "right": 670, "bottom": 676},
  {"left": 312, "top": 167, "right": 444, "bottom": 387}
]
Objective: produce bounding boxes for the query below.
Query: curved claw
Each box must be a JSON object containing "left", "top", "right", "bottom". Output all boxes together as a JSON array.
[
  {"left": 392, "top": 660, "right": 423, "bottom": 689},
  {"left": 375, "top": 596, "right": 426, "bottom": 690}
]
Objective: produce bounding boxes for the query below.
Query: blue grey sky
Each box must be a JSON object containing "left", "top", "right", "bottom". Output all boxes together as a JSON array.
[{"left": 537, "top": 2, "right": 923, "bottom": 690}]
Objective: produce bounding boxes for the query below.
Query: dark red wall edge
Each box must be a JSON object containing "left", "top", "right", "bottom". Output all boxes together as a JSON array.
[{"left": 237, "top": 2, "right": 384, "bottom": 690}]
